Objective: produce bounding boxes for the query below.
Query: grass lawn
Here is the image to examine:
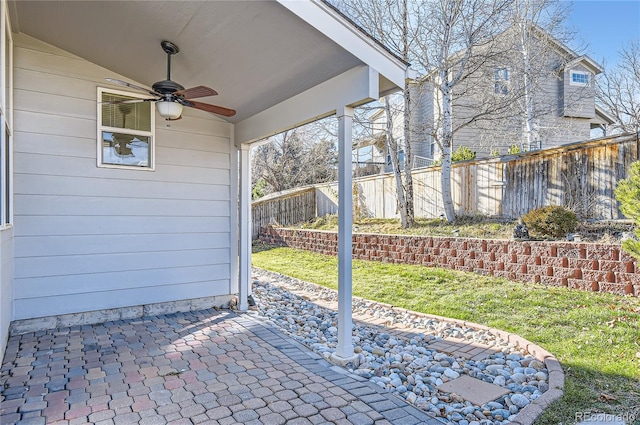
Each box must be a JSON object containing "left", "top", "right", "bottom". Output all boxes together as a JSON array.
[
  {"left": 252, "top": 245, "right": 640, "bottom": 425},
  {"left": 302, "top": 215, "right": 516, "bottom": 239},
  {"left": 298, "top": 215, "right": 632, "bottom": 243}
]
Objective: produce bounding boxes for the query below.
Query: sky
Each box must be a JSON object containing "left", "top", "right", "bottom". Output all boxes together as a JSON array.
[{"left": 566, "top": 0, "right": 640, "bottom": 68}]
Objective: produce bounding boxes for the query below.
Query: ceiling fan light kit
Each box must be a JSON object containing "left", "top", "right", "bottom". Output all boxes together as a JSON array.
[
  {"left": 156, "top": 100, "right": 183, "bottom": 120},
  {"left": 104, "top": 40, "right": 236, "bottom": 120}
]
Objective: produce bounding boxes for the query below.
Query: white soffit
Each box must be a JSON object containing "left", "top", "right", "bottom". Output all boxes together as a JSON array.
[
  {"left": 280, "top": 0, "right": 407, "bottom": 91},
  {"left": 235, "top": 65, "right": 380, "bottom": 144},
  {"left": 11, "top": 0, "right": 406, "bottom": 138}
]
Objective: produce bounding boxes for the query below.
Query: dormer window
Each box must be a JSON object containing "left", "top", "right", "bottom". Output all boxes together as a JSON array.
[{"left": 570, "top": 70, "right": 590, "bottom": 86}]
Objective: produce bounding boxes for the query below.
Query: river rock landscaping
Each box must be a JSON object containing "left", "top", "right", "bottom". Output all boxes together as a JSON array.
[{"left": 251, "top": 268, "right": 551, "bottom": 425}]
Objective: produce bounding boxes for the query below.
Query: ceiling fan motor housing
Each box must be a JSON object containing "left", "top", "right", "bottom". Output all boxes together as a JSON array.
[{"left": 152, "top": 79, "right": 185, "bottom": 95}]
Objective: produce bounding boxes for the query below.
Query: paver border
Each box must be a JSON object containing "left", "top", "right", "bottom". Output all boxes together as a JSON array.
[{"left": 235, "top": 312, "right": 443, "bottom": 425}]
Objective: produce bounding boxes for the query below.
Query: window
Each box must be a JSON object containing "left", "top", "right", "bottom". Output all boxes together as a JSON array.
[
  {"left": 386, "top": 150, "right": 405, "bottom": 169},
  {"left": 494, "top": 67, "right": 509, "bottom": 94},
  {"left": 97, "top": 88, "right": 155, "bottom": 170},
  {"left": 0, "top": 4, "right": 12, "bottom": 226},
  {"left": 570, "top": 70, "right": 590, "bottom": 86},
  {"left": 3, "top": 127, "right": 9, "bottom": 222}
]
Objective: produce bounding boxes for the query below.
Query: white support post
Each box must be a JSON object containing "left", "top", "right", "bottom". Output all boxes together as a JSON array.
[
  {"left": 238, "top": 144, "right": 252, "bottom": 311},
  {"left": 334, "top": 105, "right": 355, "bottom": 360}
]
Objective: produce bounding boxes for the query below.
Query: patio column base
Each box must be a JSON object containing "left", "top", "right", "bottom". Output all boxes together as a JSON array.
[{"left": 330, "top": 352, "right": 358, "bottom": 368}]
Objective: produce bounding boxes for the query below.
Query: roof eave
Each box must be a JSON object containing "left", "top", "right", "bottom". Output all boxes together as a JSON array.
[
  {"left": 278, "top": 0, "right": 410, "bottom": 90},
  {"left": 594, "top": 104, "right": 616, "bottom": 125},
  {"left": 565, "top": 55, "right": 604, "bottom": 74}
]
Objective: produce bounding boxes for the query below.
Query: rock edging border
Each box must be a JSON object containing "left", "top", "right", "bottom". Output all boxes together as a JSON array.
[
  {"left": 254, "top": 268, "right": 565, "bottom": 425},
  {"left": 388, "top": 305, "right": 566, "bottom": 425}
]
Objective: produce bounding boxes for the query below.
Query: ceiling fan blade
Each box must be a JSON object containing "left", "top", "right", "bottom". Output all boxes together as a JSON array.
[
  {"left": 185, "top": 100, "right": 236, "bottom": 117},
  {"left": 106, "top": 78, "right": 161, "bottom": 97},
  {"left": 173, "top": 86, "right": 218, "bottom": 99},
  {"left": 99, "top": 98, "right": 154, "bottom": 105}
]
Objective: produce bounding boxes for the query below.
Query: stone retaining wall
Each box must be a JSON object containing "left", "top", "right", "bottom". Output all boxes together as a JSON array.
[{"left": 259, "top": 227, "right": 638, "bottom": 297}]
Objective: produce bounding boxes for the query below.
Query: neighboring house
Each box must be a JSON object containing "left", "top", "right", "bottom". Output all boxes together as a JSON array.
[
  {"left": 354, "top": 106, "right": 411, "bottom": 174},
  {"left": 422, "top": 26, "right": 617, "bottom": 159},
  {"left": 359, "top": 26, "right": 615, "bottom": 166},
  {"left": 0, "top": 0, "right": 408, "bottom": 364}
]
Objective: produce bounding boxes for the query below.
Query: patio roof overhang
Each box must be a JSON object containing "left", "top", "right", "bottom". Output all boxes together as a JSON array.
[{"left": 10, "top": 0, "right": 408, "bottom": 142}]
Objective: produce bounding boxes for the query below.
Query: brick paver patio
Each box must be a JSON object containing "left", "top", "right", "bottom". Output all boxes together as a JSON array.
[{"left": 0, "top": 310, "right": 441, "bottom": 425}]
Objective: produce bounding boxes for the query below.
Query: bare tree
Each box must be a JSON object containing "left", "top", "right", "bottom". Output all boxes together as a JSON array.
[
  {"left": 337, "top": 0, "right": 416, "bottom": 227},
  {"left": 503, "top": 0, "right": 573, "bottom": 147},
  {"left": 450, "top": 0, "right": 582, "bottom": 156},
  {"left": 399, "top": 0, "right": 416, "bottom": 227},
  {"left": 339, "top": 0, "right": 514, "bottom": 222},
  {"left": 337, "top": 0, "right": 580, "bottom": 222},
  {"left": 251, "top": 128, "right": 338, "bottom": 198},
  {"left": 410, "top": 0, "right": 513, "bottom": 221},
  {"left": 383, "top": 96, "right": 410, "bottom": 225},
  {"left": 597, "top": 41, "right": 640, "bottom": 134}
]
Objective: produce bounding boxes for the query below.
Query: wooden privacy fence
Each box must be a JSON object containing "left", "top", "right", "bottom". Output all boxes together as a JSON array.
[
  {"left": 252, "top": 133, "right": 639, "bottom": 234},
  {"left": 501, "top": 134, "right": 637, "bottom": 218},
  {"left": 252, "top": 188, "right": 317, "bottom": 238},
  {"left": 352, "top": 133, "right": 638, "bottom": 220}
]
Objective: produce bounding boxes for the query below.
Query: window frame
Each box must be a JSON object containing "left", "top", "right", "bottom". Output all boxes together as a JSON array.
[
  {"left": 494, "top": 67, "right": 509, "bottom": 95},
  {"left": 97, "top": 87, "right": 156, "bottom": 171},
  {"left": 570, "top": 70, "right": 590, "bottom": 87},
  {"left": 0, "top": 2, "right": 12, "bottom": 228},
  {"left": 386, "top": 149, "right": 405, "bottom": 167}
]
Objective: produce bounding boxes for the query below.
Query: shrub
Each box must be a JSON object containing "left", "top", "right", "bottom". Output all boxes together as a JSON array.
[
  {"left": 522, "top": 206, "right": 578, "bottom": 238},
  {"left": 252, "top": 178, "right": 268, "bottom": 200},
  {"left": 451, "top": 145, "right": 476, "bottom": 162},
  {"left": 429, "top": 146, "right": 475, "bottom": 166},
  {"left": 507, "top": 144, "right": 521, "bottom": 155},
  {"left": 615, "top": 160, "right": 640, "bottom": 260}
]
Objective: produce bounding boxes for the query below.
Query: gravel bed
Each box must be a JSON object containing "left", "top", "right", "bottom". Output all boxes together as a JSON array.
[{"left": 251, "top": 268, "right": 550, "bottom": 425}]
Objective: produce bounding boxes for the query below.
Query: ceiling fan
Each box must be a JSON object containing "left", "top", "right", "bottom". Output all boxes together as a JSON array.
[{"left": 104, "top": 40, "right": 236, "bottom": 120}]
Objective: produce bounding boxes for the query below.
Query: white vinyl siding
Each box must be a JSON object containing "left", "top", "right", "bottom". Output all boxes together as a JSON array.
[
  {"left": 12, "top": 33, "right": 233, "bottom": 320},
  {"left": 562, "top": 64, "right": 595, "bottom": 119},
  {"left": 0, "top": 226, "right": 12, "bottom": 363}
]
